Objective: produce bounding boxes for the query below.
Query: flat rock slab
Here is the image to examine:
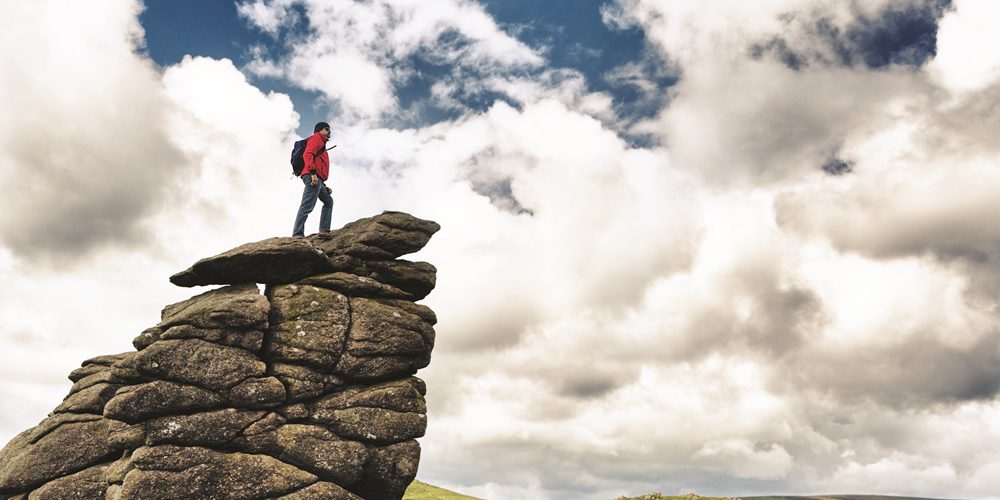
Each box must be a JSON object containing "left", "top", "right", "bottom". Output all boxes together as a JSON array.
[
  {"left": 320, "top": 407, "right": 426, "bottom": 445},
  {"left": 54, "top": 383, "right": 121, "bottom": 415},
  {"left": 104, "top": 381, "right": 227, "bottom": 423},
  {"left": 299, "top": 272, "right": 413, "bottom": 300},
  {"left": 69, "top": 370, "right": 126, "bottom": 395},
  {"left": 334, "top": 351, "right": 431, "bottom": 382},
  {"left": 275, "top": 425, "right": 368, "bottom": 485},
  {"left": 276, "top": 481, "right": 362, "bottom": 500},
  {"left": 350, "top": 440, "right": 421, "bottom": 500},
  {"left": 347, "top": 298, "right": 434, "bottom": 357},
  {"left": 27, "top": 462, "right": 110, "bottom": 500},
  {"left": 112, "top": 339, "right": 266, "bottom": 391},
  {"left": 271, "top": 363, "right": 345, "bottom": 403},
  {"left": 145, "top": 409, "right": 266, "bottom": 447},
  {"left": 363, "top": 260, "right": 437, "bottom": 301},
  {"left": 169, "top": 212, "right": 439, "bottom": 288},
  {"left": 308, "top": 212, "right": 440, "bottom": 261},
  {"left": 228, "top": 376, "right": 287, "bottom": 409},
  {"left": 170, "top": 238, "right": 331, "bottom": 288},
  {"left": 140, "top": 324, "right": 265, "bottom": 352},
  {"left": 159, "top": 283, "right": 268, "bottom": 330},
  {"left": 265, "top": 284, "right": 351, "bottom": 371},
  {"left": 0, "top": 414, "right": 127, "bottom": 493},
  {"left": 313, "top": 378, "right": 427, "bottom": 416},
  {"left": 121, "top": 445, "right": 317, "bottom": 500},
  {"left": 331, "top": 299, "right": 435, "bottom": 381}
]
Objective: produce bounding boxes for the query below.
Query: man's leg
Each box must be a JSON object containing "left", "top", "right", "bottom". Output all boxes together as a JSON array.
[
  {"left": 292, "top": 175, "right": 320, "bottom": 237},
  {"left": 317, "top": 181, "right": 334, "bottom": 233}
]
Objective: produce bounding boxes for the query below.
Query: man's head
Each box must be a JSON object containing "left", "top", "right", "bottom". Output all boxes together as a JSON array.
[{"left": 314, "top": 122, "right": 331, "bottom": 139}]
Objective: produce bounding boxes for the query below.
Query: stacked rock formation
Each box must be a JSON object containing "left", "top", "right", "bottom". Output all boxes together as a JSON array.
[{"left": 0, "top": 212, "right": 440, "bottom": 500}]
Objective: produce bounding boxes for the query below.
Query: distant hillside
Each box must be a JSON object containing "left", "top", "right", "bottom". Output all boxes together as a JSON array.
[
  {"left": 618, "top": 495, "right": 956, "bottom": 500},
  {"left": 747, "top": 496, "right": 957, "bottom": 500},
  {"left": 403, "top": 484, "right": 957, "bottom": 500},
  {"left": 404, "top": 480, "right": 484, "bottom": 500}
]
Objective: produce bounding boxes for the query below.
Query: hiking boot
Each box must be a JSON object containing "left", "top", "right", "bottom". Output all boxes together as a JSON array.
[{"left": 314, "top": 231, "right": 335, "bottom": 239}]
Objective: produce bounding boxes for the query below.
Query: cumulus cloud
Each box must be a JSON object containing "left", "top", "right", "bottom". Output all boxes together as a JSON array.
[
  {"left": 0, "top": 0, "right": 306, "bottom": 459},
  {"left": 0, "top": 0, "right": 186, "bottom": 262},
  {"left": 239, "top": 0, "right": 544, "bottom": 120},
  {"left": 235, "top": 0, "right": 300, "bottom": 35},
  {"left": 405, "top": 0, "right": 1000, "bottom": 497},
  {"left": 5, "top": 0, "right": 1000, "bottom": 499},
  {"left": 928, "top": 0, "right": 1000, "bottom": 93}
]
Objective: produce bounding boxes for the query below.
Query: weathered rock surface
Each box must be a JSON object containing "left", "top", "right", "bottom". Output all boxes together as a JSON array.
[
  {"left": 104, "top": 381, "right": 227, "bottom": 423},
  {"left": 120, "top": 445, "right": 318, "bottom": 499},
  {"left": 308, "top": 211, "right": 441, "bottom": 261},
  {"left": 277, "top": 481, "right": 362, "bottom": 499},
  {"left": 170, "top": 238, "right": 332, "bottom": 288},
  {"left": 363, "top": 260, "right": 437, "bottom": 301},
  {"left": 134, "top": 283, "right": 271, "bottom": 351},
  {"left": 0, "top": 212, "right": 439, "bottom": 500},
  {"left": 170, "top": 211, "right": 440, "bottom": 288},
  {"left": 27, "top": 462, "right": 110, "bottom": 500},
  {"left": 0, "top": 414, "right": 129, "bottom": 493},
  {"left": 265, "top": 283, "right": 351, "bottom": 370}
]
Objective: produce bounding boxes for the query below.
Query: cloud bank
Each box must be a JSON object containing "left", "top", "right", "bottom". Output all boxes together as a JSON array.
[{"left": 3, "top": 1, "right": 1000, "bottom": 499}]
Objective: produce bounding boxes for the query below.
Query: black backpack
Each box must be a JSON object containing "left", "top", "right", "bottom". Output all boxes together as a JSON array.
[
  {"left": 290, "top": 139, "right": 336, "bottom": 176},
  {"left": 290, "top": 138, "right": 311, "bottom": 176}
]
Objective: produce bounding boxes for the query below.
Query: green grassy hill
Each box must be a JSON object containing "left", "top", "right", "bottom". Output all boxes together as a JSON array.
[{"left": 404, "top": 480, "right": 484, "bottom": 500}]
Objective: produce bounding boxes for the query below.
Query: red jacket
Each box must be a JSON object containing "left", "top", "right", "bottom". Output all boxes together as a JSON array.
[{"left": 303, "top": 132, "right": 330, "bottom": 181}]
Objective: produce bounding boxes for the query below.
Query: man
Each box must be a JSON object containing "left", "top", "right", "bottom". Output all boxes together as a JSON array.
[{"left": 292, "top": 122, "right": 334, "bottom": 237}]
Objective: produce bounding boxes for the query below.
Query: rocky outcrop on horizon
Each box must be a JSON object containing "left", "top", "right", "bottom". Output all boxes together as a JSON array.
[{"left": 0, "top": 212, "right": 441, "bottom": 500}]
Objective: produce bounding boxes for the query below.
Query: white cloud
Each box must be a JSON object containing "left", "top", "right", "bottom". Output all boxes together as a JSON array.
[
  {"left": 240, "top": 0, "right": 544, "bottom": 120},
  {"left": 603, "top": 0, "right": 934, "bottom": 67},
  {"left": 0, "top": 0, "right": 186, "bottom": 259},
  {"left": 692, "top": 440, "right": 794, "bottom": 480},
  {"left": 5, "top": 0, "right": 1000, "bottom": 499},
  {"left": 929, "top": 0, "right": 1000, "bottom": 93},
  {"left": 0, "top": 1, "right": 307, "bottom": 449},
  {"left": 235, "top": 0, "right": 299, "bottom": 35}
]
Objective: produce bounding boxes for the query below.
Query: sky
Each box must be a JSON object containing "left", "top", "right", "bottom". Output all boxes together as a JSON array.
[{"left": 2, "top": 0, "right": 1000, "bottom": 499}]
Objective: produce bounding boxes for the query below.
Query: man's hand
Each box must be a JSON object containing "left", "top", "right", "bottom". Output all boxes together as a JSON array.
[{"left": 311, "top": 174, "right": 318, "bottom": 186}]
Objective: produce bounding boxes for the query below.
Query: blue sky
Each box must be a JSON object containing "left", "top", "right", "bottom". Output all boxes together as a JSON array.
[
  {"left": 6, "top": 1, "right": 1000, "bottom": 499},
  {"left": 140, "top": 0, "right": 949, "bottom": 139},
  {"left": 140, "top": 0, "right": 664, "bottom": 137},
  {"left": 141, "top": 0, "right": 326, "bottom": 134}
]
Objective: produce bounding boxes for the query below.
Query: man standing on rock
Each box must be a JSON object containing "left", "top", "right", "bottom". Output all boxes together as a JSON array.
[{"left": 292, "top": 121, "right": 334, "bottom": 238}]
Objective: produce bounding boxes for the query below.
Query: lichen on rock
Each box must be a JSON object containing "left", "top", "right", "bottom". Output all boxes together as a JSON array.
[{"left": 0, "top": 212, "right": 440, "bottom": 500}]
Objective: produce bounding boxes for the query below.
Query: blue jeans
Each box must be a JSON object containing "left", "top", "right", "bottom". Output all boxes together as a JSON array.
[{"left": 292, "top": 174, "right": 333, "bottom": 237}]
